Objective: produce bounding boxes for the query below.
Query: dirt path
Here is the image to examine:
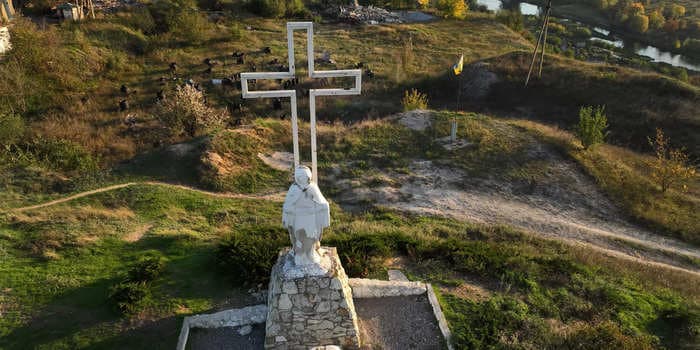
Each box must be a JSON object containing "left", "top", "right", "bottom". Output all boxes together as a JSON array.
[
  {"left": 340, "top": 158, "right": 700, "bottom": 276},
  {"left": 335, "top": 112, "right": 700, "bottom": 277},
  {"left": 9, "top": 181, "right": 285, "bottom": 213}
]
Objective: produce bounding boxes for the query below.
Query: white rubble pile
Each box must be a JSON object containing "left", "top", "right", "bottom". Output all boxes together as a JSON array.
[{"left": 327, "top": 5, "right": 404, "bottom": 24}]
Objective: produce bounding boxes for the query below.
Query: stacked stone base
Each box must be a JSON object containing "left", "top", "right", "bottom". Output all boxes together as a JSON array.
[{"left": 265, "top": 247, "right": 360, "bottom": 349}]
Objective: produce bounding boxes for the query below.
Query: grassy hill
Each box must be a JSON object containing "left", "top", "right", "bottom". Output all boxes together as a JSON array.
[
  {"left": 1, "top": 2, "right": 699, "bottom": 349},
  {"left": 1, "top": 184, "right": 698, "bottom": 349}
]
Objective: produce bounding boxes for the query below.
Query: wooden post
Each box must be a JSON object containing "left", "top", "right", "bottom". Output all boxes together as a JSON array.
[
  {"left": 524, "top": 0, "right": 552, "bottom": 87},
  {"left": 538, "top": 0, "right": 552, "bottom": 78}
]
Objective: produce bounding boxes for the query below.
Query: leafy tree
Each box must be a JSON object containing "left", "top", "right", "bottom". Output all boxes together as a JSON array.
[
  {"left": 438, "top": 0, "right": 468, "bottom": 19},
  {"left": 575, "top": 105, "right": 608, "bottom": 150},
  {"left": 664, "top": 4, "right": 685, "bottom": 19},
  {"left": 648, "top": 10, "right": 665, "bottom": 30},
  {"left": 628, "top": 13, "right": 649, "bottom": 33},
  {"left": 628, "top": 2, "right": 644, "bottom": 16},
  {"left": 647, "top": 129, "right": 696, "bottom": 193}
]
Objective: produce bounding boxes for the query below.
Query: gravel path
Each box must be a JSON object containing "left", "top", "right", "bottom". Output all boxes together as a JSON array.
[
  {"left": 355, "top": 295, "right": 445, "bottom": 350},
  {"left": 188, "top": 324, "right": 265, "bottom": 350}
]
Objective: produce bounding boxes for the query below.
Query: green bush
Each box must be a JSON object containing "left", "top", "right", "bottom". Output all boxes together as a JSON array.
[
  {"left": 108, "top": 281, "right": 151, "bottom": 316},
  {"left": 127, "top": 253, "right": 166, "bottom": 283},
  {"left": 326, "top": 234, "right": 394, "bottom": 277},
  {"left": 572, "top": 26, "right": 593, "bottom": 38},
  {"left": 576, "top": 105, "right": 608, "bottom": 149},
  {"left": 216, "top": 226, "right": 288, "bottom": 286},
  {"left": 437, "top": 0, "right": 467, "bottom": 19},
  {"left": 496, "top": 10, "right": 524, "bottom": 32}
]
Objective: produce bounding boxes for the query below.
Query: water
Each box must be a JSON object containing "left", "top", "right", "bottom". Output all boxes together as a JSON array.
[
  {"left": 476, "top": 0, "right": 539, "bottom": 15},
  {"left": 475, "top": 0, "right": 700, "bottom": 71}
]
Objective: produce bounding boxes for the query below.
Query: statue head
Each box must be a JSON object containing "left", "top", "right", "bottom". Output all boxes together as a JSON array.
[{"left": 294, "top": 166, "right": 312, "bottom": 188}]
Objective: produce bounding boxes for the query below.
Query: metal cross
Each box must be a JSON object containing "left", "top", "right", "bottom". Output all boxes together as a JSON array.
[{"left": 240, "top": 22, "right": 362, "bottom": 182}]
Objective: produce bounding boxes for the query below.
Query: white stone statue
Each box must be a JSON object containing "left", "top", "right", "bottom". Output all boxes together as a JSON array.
[{"left": 282, "top": 166, "right": 330, "bottom": 266}]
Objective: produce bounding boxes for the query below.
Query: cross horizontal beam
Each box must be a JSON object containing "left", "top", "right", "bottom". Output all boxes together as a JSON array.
[{"left": 240, "top": 22, "right": 362, "bottom": 181}]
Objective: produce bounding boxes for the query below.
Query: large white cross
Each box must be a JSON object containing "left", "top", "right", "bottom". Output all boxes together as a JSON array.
[{"left": 240, "top": 22, "right": 362, "bottom": 182}]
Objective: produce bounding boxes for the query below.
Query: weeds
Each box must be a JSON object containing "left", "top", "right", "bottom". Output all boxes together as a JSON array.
[{"left": 402, "top": 89, "right": 429, "bottom": 111}]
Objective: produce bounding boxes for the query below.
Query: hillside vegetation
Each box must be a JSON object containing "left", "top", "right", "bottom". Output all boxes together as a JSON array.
[
  {"left": 0, "top": 1, "right": 699, "bottom": 349},
  {"left": 1, "top": 185, "right": 698, "bottom": 349}
]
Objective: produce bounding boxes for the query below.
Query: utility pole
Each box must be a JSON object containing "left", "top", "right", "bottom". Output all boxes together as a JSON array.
[{"left": 525, "top": 0, "right": 553, "bottom": 87}]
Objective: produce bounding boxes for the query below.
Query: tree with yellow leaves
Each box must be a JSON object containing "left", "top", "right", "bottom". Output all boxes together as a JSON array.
[{"left": 647, "top": 128, "right": 696, "bottom": 193}]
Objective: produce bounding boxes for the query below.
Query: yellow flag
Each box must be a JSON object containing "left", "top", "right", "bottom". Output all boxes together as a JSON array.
[{"left": 452, "top": 54, "right": 464, "bottom": 75}]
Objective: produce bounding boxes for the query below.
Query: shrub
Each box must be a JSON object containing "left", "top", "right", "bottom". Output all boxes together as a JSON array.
[
  {"left": 0, "top": 112, "right": 25, "bottom": 146},
  {"left": 575, "top": 105, "right": 608, "bottom": 149},
  {"left": 647, "top": 128, "right": 696, "bottom": 193},
  {"left": 437, "top": 0, "right": 467, "bottom": 19},
  {"left": 496, "top": 10, "right": 524, "bottom": 32},
  {"left": 29, "top": 138, "right": 98, "bottom": 173},
  {"left": 127, "top": 253, "right": 166, "bottom": 282},
  {"left": 156, "top": 85, "right": 228, "bottom": 138},
  {"left": 326, "top": 234, "right": 394, "bottom": 277},
  {"left": 417, "top": 0, "right": 429, "bottom": 9},
  {"left": 108, "top": 281, "right": 151, "bottom": 316},
  {"left": 216, "top": 226, "right": 288, "bottom": 286},
  {"left": 649, "top": 10, "right": 665, "bottom": 30},
  {"left": 572, "top": 26, "right": 593, "bottom": 38},
  {"left": 402, "top": 89, "right": 429, "bottom": 111}
]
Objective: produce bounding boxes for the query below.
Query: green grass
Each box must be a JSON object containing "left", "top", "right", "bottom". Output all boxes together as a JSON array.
[{"left": 2, "top": 185, "right": 697, "bottom": 348}]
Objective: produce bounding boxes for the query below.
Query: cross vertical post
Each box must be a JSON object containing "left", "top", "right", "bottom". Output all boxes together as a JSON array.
[{"left": 240, "top": 22, "right": 362, "bottom": 182}]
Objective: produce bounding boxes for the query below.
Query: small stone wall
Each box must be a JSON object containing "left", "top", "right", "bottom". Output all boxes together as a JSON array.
[
  {"left": 265, "top": 247, "right": 361, "bottom": 349},
  {"left": 176, "top": 304, "right": 267, "bottom": 350},
  {"left": 348, "top": 278, "right": 427, "bottom": 298}
]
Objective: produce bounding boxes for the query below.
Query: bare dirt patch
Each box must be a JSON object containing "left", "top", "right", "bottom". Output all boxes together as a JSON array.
[
  {"left": 355, "top": 295, "right": 445, "bottom": 349},
  {"left": 337, "top": 123, "right": 700, "bottom": 275},
  {"left": 123, "top": 224, "right": 153, "bottom": 242},
  {"left": 257, "top": 151, "right": 294, "bottom": 172}
]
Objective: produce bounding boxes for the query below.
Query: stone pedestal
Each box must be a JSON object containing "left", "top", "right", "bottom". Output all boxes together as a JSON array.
[{"left": 264, "top": 247, "right": 360, "bottom": 349}]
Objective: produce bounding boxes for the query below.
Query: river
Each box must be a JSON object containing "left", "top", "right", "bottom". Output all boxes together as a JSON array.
[{"left": 475, "top": 0, "right": 700, "bottom": 71}]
